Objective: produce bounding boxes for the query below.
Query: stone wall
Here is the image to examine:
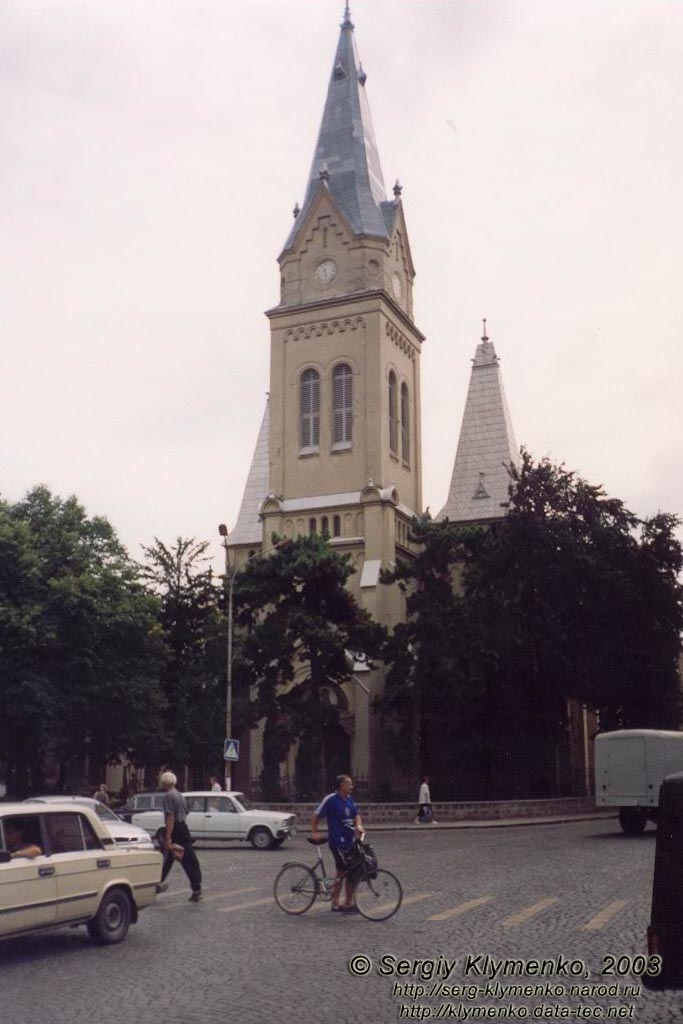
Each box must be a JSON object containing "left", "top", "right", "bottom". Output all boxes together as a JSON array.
[{"left": 258, "top": 796, "right": 599, "bottom": 823}]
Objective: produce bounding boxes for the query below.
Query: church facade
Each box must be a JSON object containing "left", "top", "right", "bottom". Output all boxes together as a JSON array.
[{"left": 228, "top": 7, "right": 532, "bottom": 799}]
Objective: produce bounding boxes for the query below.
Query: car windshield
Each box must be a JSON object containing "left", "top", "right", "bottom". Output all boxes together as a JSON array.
[{"left": 232, "top": 793, "right": 251, "bottom": 810}]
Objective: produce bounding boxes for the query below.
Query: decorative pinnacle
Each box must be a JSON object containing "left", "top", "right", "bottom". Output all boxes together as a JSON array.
[
  {"left": 393, "top": 179, "right": 403, "bottom": 199},
  {"left": 342, "top": 2, "right": 354, "bottom": 29},
  {"left": 293, "top": 202, "right": 300, "bottom": 219},
  {"left": 318, "top": 164, "right": 330, "bottom": 183},
  {"left": 358, "top": 62, "right": 367, "bottom": 86},
  {"left": 481, "top": 318, "right": 489, "bottom": 342}
]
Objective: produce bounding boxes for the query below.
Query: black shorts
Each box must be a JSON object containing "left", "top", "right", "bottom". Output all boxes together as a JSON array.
[{"left": 331, "top": 846, "right": 351, "bottom": 873}]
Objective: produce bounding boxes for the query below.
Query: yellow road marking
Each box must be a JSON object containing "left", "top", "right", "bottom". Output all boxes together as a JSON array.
[
  {"left": 427, "top": 895, "right": 495, "bottom": 922},
  {"left": 399, "top": 893, "right": 435, "bottom": 907},
  {"left": 582, "top": 900, "right": 629, "bottom": 931},
  {"left": 501, "top": 897, "right": 559, "bottom": 926},
  {"left": 217, "top": 897, "right": 274, "bottom": 913},
  {"left": 156, "top": 886, "right": 260, "bottom": 908}
]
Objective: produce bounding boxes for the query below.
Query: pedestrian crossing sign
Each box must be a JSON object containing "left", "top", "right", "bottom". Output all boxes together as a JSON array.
[{"left": 223, "top": 738, "right": 240, "bottom": 762}]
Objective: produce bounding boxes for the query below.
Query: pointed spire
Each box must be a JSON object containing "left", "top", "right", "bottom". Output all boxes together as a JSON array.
[
  {"left": 438, "top": 327, "right": 520, "bottom": 524},
  {"left": 281, "top": 8, "right": 389, "bottom": 252}
]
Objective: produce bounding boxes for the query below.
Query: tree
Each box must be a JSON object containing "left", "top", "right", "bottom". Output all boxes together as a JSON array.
[
  {"left": 139, "top": 537, "right": 226, "bottom": 780},
  {"left": 380, "top": 452, "right": 683, "bottom": 798},
  {"left": 234, "top": 534, "right": 385, "bottom": 798},
  {"left": 0, "top": 486, "right": 166, "bottom": 797}
]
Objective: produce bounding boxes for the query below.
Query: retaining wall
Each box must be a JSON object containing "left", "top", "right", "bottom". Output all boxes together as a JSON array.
[{"left": 259, "top": 796, "right": 599, "bottom": 823}]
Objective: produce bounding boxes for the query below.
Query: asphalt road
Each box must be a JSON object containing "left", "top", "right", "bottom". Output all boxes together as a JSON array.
[{"left": 2, "top": 819, "right": 680, "bottom": 1024}]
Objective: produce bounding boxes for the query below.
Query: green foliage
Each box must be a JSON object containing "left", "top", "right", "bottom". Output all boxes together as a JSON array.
[
  {"left": 139, "top": 537, "right": 225, "bottom": 774},
  {"left": 0, "top": 486, "right": 166, "bottom": 796},
  {"left": 234, "top": 534, "right": 385, "bottom": 797},
  {"left": 381, "top": 452, "right": 683, "bottom": 798}
]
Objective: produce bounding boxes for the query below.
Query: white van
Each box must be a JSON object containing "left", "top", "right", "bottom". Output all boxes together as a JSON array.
[{"left": 595, "top": 729, "right": 683, "bottom": 833}]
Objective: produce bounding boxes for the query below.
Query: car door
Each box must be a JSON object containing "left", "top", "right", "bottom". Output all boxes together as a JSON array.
[
  {"left": 44, "top": 811, "right": 109, "bottom": 924},
  {"left": 201, "top": 796, "right": 241, "bottom": 840},
  {"left": 0, "top": 814, "right": 57, "bottom": 936},
  {"left": 184, "top": 796, "right": 209, "bottom": 839}
]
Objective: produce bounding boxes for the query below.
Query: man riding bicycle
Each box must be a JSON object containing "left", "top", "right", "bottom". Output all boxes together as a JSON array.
[{"left": 311, "top": 774, "right": 363, "bottom": 913}]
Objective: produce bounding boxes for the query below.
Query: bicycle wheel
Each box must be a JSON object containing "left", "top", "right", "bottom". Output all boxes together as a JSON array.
[
  {"left": 273, "top": 863, "right": 317, "bottom": 915},
  {"left": 353, "top": 868, "right": 403, "bottom": 921}
]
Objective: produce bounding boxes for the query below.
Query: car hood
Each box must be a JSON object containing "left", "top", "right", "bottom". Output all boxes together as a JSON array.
[
  {"left": 241, "top": 809, "right": 295, "bottom": 823},
  {"left": 105, "top": 820, "right": 154, "bottom": 845}
]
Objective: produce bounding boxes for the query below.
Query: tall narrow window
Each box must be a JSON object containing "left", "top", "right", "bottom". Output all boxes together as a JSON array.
[
  {"left": 321, "top": 516, "right": 329, "bottom": 536},
  {"left": 332, "top": 363, "right": 352, "bottom": 446},
  {"left": 300, "top": 369, "right": 320, "bottom": 449},
  {"left": 309, "top": 518, "right": 317, "bottom": 535},
  {"left": 401, "top": 382, "right": 410, "bottom": 464},
  {"left": 388, "top": 371, "right": 398, "bottom": 454},
  {"left": 333, "top": 514, "right": 341, "bottom": 537}
]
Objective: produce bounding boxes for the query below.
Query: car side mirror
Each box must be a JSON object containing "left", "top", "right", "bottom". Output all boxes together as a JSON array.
[{"left": 0, "top": 851, "right": 11, "bottom": 864}]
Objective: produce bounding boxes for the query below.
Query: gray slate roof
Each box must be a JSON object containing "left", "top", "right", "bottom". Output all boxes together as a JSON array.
[
  {"left": 282, "top": 10, "right": 390, "bottom": 253},
  {"left": 227, "top": 401, "right": 269, "bottom": 546},
  {"left": 438, "top": 334, "right": 520, "bottom": 524}
]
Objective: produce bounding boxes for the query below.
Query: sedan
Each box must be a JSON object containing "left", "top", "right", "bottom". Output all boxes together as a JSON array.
[
  {"left": 25, "top": 797, "right": 153, "bottom": 849},
  {"left": 133, "top": 791, "right": 296, "bottom": 850}
]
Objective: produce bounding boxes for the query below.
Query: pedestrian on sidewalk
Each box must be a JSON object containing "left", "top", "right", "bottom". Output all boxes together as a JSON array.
[
  {"left": 209, "top": 775, "right": 221, "bottom": 792},
  {"left": 415, "top": 775, "right": 437, "bottom": 824},
  {"left": 157, "top": 771, "right": 203, "bottom": 902}
]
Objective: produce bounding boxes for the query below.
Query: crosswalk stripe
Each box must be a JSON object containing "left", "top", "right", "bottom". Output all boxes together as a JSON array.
[
  {"left": 501, "top": 897, "right": 559, "bottom": 926},
  {"left": 427, "top": 895, "right": 495, "bottom": 922},
  {"left": 582, "top": 900, "right": 629, "bottom": 931},
  {"left": 217, "top": 897, "right": 274, "bottom": 913},
  {"left": 156, "top": 886, "right": 260, "bottom": 909},
  {"left": 400, "top": 893, "right": 434, "bottom": 906}
]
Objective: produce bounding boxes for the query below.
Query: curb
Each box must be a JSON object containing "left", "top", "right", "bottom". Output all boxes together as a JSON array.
[{"left": 358, "top": 813, "right": 617, "bottom": 832}]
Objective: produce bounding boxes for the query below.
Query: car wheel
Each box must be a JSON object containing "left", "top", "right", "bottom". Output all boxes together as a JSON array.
[
  {"left": 250, "top": 826, "right": 275, "bottom": 850},
  {"left": 87, "top": 888, "right": 132, "bottom": 945}
]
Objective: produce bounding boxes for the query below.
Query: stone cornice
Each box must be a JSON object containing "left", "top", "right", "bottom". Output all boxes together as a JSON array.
[{"left": 266, "top": 288, "right": 425, "bottom": 343}]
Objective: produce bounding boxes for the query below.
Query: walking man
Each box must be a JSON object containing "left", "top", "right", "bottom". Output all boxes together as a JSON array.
[
  {"left": 416, "top": 775, "right": 436, "bottom": 824},
  {"left": 157, "top": 771, "right": 203, "bottom": 902},
  {"left": 311, "top": 775, "right": 363, "bottom": 913}
]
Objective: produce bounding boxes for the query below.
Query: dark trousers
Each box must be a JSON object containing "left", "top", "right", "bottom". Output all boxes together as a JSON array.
[{"left": 160, "top": 821, "right": 202, "bottom": 892}]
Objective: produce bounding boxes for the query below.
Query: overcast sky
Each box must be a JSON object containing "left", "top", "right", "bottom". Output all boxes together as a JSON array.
[{"left": 2, "top": 0, "right": 682, "bottom": 566}]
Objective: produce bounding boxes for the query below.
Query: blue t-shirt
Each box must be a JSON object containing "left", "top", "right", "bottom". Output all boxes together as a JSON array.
[{"left": 315, "top": 791, "right": 358, "bottom": 851}]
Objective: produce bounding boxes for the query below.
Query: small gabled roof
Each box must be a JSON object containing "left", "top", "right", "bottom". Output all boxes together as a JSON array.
[
  {"left": 227, "top": 401, "right": 269, "bottom": 547},
  {"left": 282, "top": 5, "right": 390, "bottom": 255},
  {"left": 438, "top": 325, "right": 520, "bottom": 524}
]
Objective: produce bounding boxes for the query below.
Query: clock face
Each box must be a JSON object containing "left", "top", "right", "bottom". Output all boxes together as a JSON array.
[
  {"left": 314, "top": 259, "right": 337, "bottom": 285},
  {"left": 391, "top": 272, "right": 403, "bottom": 299}
]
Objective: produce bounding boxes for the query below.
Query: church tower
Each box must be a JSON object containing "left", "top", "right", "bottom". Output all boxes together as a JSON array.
[{"left": 229, "top": 5, "right": 424, "bottom": 795}]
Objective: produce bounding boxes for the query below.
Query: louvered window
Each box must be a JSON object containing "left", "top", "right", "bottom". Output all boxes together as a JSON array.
[
  {"left": 332, "top": 363, "right": 352, "bottom": 446},
  {"left": 401, "top": 382, "right": 410, "bottom": 464},
  {"left": 300, "top": 369, "right": 320, "bottom": 449},
  {"left": 388, "top": 371, "right": 398, "bottom": 454}
]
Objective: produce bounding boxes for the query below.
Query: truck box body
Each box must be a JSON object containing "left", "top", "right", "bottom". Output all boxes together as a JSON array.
[{"left": 595, "top": 730, "right": 683, "bottom": 810}]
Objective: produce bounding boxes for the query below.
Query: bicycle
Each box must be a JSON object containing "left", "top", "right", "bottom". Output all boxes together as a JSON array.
[{"left": 273, "top": 832, "right": 402, "bottom": 921}]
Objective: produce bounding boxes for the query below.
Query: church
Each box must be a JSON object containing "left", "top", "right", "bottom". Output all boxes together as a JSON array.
[{"left": 227, "top": 5, "right": 532, "bottom": 799}]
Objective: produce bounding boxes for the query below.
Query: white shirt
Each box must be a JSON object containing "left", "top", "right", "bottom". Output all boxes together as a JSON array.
[
  {"left": 211, "top": 782, "right": 221, "bottom": 792},
  {"left": 419, "top": 782, "right": 431, "bottom": 804}
]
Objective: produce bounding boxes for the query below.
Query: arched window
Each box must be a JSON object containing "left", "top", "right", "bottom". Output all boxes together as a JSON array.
[
  {"left": 401, "top": 382, "right": 410, "bottom": 464},
  {"left": 321, "top": 516, "right": 329, "bottom": 536},
  {"left": 333, "top": 514, "right": 341, "bottom": 537},
  {"left": 332, "top": 363, "right": 352, "bottom": 446},
  {"left": 309, "top": 517, "right": 317, "bottom": 535},
  {"left": 300, "top": 369, "right": 320, "bottom": 450},
  {"left": 388, "top": 370, "right": 398, "bottom": 454}
]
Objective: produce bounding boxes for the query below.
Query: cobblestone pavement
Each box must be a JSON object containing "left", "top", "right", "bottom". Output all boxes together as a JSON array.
[{"left": 2, "top": 819, "right": 680, "bottom": 1024}]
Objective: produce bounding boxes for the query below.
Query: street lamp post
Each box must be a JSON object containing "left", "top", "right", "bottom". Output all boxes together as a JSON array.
[{"left": 218, "top": 524, "right": 235, "bottom": 791}]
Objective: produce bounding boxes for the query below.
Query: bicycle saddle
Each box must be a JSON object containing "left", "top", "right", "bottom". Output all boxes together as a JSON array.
[{"left": 306, "top": 836, "right": 327, "bottom": 846}]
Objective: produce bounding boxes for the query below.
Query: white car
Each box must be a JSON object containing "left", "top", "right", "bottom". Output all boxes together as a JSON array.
[
  {"left": 25, "top": 796, "right": 154, "bottom": 849},
  {"left": 132, "top": 791, "right": 296, "bottom": 850},
  {"left": 0, "top": 802, "right": 161, "bottom": 944}
]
